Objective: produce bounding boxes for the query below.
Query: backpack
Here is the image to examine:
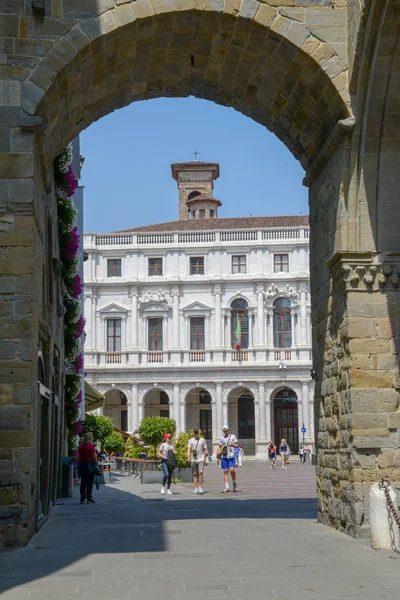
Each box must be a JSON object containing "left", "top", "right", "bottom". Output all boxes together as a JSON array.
[{"left": 167, "top": 450, "right": 176, "bottom": 470}]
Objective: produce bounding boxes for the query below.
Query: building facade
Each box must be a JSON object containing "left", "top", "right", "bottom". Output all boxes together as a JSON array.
[{"left": 84, "top": 162, "right": 314, "bottom": 457}]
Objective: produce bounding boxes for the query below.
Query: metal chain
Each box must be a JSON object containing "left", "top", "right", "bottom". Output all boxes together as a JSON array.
[{"left": 378, "top": 478, "right": 400, "bottom": 530}]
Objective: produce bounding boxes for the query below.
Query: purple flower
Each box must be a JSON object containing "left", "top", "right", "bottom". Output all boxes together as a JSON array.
[
  {"left": 74, "top": 353, "right": 84, "bottom": 374},
  {"left": 74, "top": 419, "right": 83, "bottom": 436},
  {"left": 62, "top": 227, "right": 80, "bottom": 261},
  {"left": 65, "top": 164, "right": 78, "bottom": 197},
  {"left": 70, "top": 274, "right": 83, "bottom": 299}
]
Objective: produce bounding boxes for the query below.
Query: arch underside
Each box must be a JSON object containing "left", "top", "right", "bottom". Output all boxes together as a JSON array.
[{"left": 36, "top": 11, "right": 349, "bottom": 169}]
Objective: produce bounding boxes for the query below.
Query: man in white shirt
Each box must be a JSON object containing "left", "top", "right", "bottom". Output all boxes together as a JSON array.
[
  {"left": 187, "top": 428, "right": 208, "bottom": 495},
  {"left": 218, "top": 426, "right": 238, "bottom": 493}
]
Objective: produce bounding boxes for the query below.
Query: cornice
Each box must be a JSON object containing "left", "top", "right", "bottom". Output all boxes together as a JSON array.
[{"left": 327, "top": 250, "right": 400, "bottom": 292}]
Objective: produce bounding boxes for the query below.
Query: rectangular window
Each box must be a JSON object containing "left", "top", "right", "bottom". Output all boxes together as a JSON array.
[
  {"left": 210, "top": 209, "right": 214, "bottom": 218},
  {"left": 107, "top": 259, "right": 121, "bottom": 277},
  {"left": 160, "top": 409, "right": 170, "bottom": 418},
  {"left": 199, "top": 209, "right": 205, "bottom": 219},
  {"left": 148, "top": 317, "right": 163, "bottom": 350},
  {"left": 190, "top": 256, "right": 204, "bottom": 275},
  {"left": 148, "top": 258, "right": 163, "bottom": 276},
  {"left": 273, "top": 313, "right": 292, "bottom": 348},
  {"left": 190, "top": 317, "right": 205, "bottom": 350},
  {"left": 107, "top": 319, "right": 121, "bottom": 352},
  {"left": 232, "top": 255, "right": 246, "bottom": 274},
  {"left": 274, "top": 254, "right": 289, "bottom": 273}
]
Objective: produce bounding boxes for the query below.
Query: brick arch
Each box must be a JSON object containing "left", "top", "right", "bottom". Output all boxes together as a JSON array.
[{"left": 22, "top": 3, "right": 350, "bottom": 170}]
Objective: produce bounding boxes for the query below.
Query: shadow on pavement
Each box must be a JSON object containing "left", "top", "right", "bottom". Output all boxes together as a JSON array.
[{"left": 0, "top": 473, "right": 317, "bottom": 594}]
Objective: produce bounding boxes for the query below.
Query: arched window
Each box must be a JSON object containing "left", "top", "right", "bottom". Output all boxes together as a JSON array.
[
  {"left": 231, "top": 299, "right": 249, "bottom": 349},
  {"left": 188, "top": 191, "right": 201, "bottom": 200},
  {"left": 273, "top": 298, "right": 291, "bottom": 348}
]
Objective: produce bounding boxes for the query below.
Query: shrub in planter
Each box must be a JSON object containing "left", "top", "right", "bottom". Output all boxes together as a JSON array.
[
  {"left": 81, "top": 414, "right": 114, "bottom": 447},
  {"left": 103, "top": 431, "right": 124, "bottom": 454},
  {"left": 138, "top": 416, "right": 176, "bottom": 458}
]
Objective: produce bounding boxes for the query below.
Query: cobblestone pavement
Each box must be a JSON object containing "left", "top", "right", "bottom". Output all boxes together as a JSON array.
[{"left": 1, "top": 462, "right": 399, "bottom": 599}]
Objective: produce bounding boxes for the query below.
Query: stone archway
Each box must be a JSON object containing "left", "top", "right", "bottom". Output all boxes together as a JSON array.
[
  {"left": 104, "top": 388, "right": 128, "bottom": 431},
  {"left": 2, "top": 2, "right": 400, "bottom": 545},
  {"left": 184, "top": 387, "right": 213, "bottom": 442},
  {"left": 142, "top": 388, "right": 171, "bottom": 419},
  {"left": 227, "top": 386, "right": 255, "bottom": 455}
]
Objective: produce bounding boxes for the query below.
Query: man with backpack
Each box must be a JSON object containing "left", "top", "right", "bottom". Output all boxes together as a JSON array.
[
  {"left": 187, "top": 428, "right": 208, "bottom": 495},
  {"left": 217, "top": 426, "right": 238, "bottom": 493},
  {"left": 157, "top": 433, "right": 176, "bottom": 495}
]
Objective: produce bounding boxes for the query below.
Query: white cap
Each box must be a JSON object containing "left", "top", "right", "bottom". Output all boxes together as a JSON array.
[{"left": 222, "top": 425, "right": 229, "bottom": 430}]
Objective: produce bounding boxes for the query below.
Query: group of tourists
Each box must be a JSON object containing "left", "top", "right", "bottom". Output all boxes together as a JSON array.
[{"left": 76, "top": 427, "right": 312, "bottom": 504}]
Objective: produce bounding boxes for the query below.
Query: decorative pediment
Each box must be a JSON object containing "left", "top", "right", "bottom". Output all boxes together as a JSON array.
[
  {"left": 98, "top": 302, "right": 128, "bottom": 314},
  {"left": 138, "top": 289, "right": 171, "bottom": 310},
  {"left": 141, "top": 302, "right": 169, "bottom": 313},
  {"left": 264, "top": 284, "right": 299, "bottom": 306},
  {"left": 182, "top": 301, "right": 212, "bottom": 313}
]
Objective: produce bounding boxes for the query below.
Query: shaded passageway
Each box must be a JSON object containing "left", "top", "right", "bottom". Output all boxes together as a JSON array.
[{"left": 1, "top": 463, "right": 399, "bottom": 599}]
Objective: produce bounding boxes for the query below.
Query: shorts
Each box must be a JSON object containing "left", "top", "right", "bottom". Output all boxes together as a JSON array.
[
  {"left": 191, "top": 461, "right": 204, "bottom": 476},
  {"left": 221, "top": 457, "right": 236, "bottom": 470}
]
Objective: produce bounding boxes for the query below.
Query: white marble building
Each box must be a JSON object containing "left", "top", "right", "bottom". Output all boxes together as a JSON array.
[{"left": 83, "top": 162, "right": 314, "bottom": 456}]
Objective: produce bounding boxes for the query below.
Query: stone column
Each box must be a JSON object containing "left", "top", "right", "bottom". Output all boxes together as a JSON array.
[
  {"left": 226, "top": 314, "right": 231, "bottom": 347},
  {"left": 172, "top": 287, "right": 180, "bottom": 348},
  {"left": 214, "top": 284, "right": 222, "bottom": 347},
  {"left": 180, "top": 400, "right": 186, "bottom": 434},
  {"left": 222, "top": 399, "right": 228, "bottom": 429},
  {"left": 266, "top": 400, "right": 271, "bottom": 441},
  {"left": 138, "top": 401, "right": 143, "bottom": 424},
  {"left": 131, "top": 384, "right": 138, "bottom": 431},
  {"left": 297, "top": 401, "right": 304, "bottom": 441},
  {"left": 173, "top": 384, "right": 180, "bottom": 432},
  {"left": 300, "top": 285, "right": 307, "bottom": 345},
  {"left": 267, "top": 311, "right": 274, "bottom": 347},
  {"left": 127, "top": 399, "right": 132, "bottom": 434},
  {"left": 216, "top": 384, "right": 223, "bottom": 436},
  {"left": 91, "top": 294, "right": 96, "bottom": 348},
  {"left": 211, "top": 401, "right": 217, "bottom": 443},
  {"left": 302, "top": 382, "right": 310, "bottom": 438},
  {"left": 258, "top": 383, "right": 266, "bottom": 439},
  {"left": 131, "top": 287, "right": 138, "bottom": 348},
  {"left": 254, "top": 399, "right": 260, "bottom": 442},
  {"left": 291, "top": 312, "right": 296, "bottom": 347},
  {"left": 257, "top": 286, "right": 264, "bottom": 346}
]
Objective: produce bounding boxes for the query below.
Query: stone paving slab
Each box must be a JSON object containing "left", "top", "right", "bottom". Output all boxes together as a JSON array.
[{"left": 0, "top": 463, "right": 399, "bottom": 599}]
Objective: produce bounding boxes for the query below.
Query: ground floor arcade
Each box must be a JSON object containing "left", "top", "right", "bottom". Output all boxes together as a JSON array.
[{"left": 89, "top": 375, "right": 315, "bottom": 457}]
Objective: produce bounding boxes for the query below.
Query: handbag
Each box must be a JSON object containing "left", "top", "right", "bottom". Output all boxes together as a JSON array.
[
  {"left": 94, "top": 471, "right": 105, "bottom": 489},
  {"left": 88, "top": 461, "right": 102, "bottom": 476}
]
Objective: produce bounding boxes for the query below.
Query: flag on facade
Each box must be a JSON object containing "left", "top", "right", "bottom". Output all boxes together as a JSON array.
[{"left": 235, "top": 318, "right": 241, "bottom": 351}]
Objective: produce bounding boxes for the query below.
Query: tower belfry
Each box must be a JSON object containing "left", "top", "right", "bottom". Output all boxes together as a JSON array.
[{"left": 171, "top": 161, "right": 221, "bottom": 220}]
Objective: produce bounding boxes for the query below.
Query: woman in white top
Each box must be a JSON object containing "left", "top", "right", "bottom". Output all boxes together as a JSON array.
[{"left": 157, "top": 433, "right": 175, "bottom": 495}]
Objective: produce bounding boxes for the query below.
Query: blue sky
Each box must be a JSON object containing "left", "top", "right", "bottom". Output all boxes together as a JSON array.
[{"left": 80, "top": 97, "right": 308, "bottom": 233}]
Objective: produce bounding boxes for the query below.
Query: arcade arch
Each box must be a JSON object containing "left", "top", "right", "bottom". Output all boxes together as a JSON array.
[
  {"left": 184, "top": 388, "right": 213, "bottom": 442},
  {"left": 143, "top": 388, "right": 171, "bottom": 419},
  {"left": 271, "top": 387, "right": 299, "bottom": 454},
  {"left": 104, "top": 388, "right": 129, "bottom": 431},
  {"left": 226, "top": 386, "right": 255, "bottom": 455}
]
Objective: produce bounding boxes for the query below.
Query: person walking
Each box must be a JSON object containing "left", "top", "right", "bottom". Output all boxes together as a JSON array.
[
  {"left": 78, "top": 432, "right": 99, "bottom": 505},
  {"left": 267, "top": 441, "right": 276, "bottom": 469},
  {"left": 237, "top": 444, "right": 245, "bottom": 467},
  {"left": 217, "top": 426, "right": 238, "bottom": 493},
  {"left": 157, "top": 433, "right": 175, "bottom": 495},
  {"left": 187, "top": 428, "right": 208, "bottom": 495},
  {"left": 280, "top": 438, "right": 290, "bottom": 470},
  {"left": 303, "top": 443, "right": 310, "bottom": 464}
]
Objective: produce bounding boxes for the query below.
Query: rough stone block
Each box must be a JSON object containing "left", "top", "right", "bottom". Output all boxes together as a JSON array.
[
  {"left": 0, "top": 276, "right": 15, "bottom": 293},
  {"left": 0, "top": 431, "right": 33, "bottom": 448},
  {"left": 349, "top": 338, "right": 392, "bottom": 354},
  {"left": 63, "top": 0, "right": 114, "bottom": 18},
  {"left": 388, "top": 412, "right": 400, "bottom": 429},
  {"left": 0, "top": 154, "right": 34, "bottom": 179},
  {"left": 0, "top": 405, "right": 31, "bottom": 430},
  {"left": 12, "top": 299, "right": 32, "bottom": 319},
  {"left": 353, "top": 436, "right": 397, "bottom": 450},
  {"left": 254, "top": 3, "right": 275, "bottom": 25},
  {"left": 376, "top": 389, "right": 399, "bottom": 413},
  {"left": 0, "top": 128, "right": 10, "bottom": 153},
  {"left": 14, "top": 384, "right": 31, "bottom": 405},
  {"left": 352, "top": 413, "right": 388, "bottom": 429},
  {"left": 0, "top": 15, "right": 18, "bottom": 37},
  {"left": 0, "top": 383, "right": 12, "bottom": 405},
  {"left": 0, "top": 342, "right": 16, "bottom": 360},
  {"left": 352, "top": 369, "right": 394, "bottom": 389}
]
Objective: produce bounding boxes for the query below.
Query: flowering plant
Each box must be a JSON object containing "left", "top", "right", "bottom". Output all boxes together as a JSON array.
[{"left": 55, "top": 143, "right": 85, "bottom": 454}]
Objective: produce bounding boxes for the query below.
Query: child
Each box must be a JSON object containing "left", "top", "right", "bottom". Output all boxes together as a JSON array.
[{"left": 237, "top": 444, "right": 244, "bottom": 467}]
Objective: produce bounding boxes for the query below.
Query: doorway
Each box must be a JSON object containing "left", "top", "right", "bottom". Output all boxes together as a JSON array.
[{"left": 274, "top": 389, "right": 299, "bottom": 454}]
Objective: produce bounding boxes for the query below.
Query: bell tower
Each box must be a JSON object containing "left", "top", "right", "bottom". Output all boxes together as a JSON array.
[{"left": 171, "top": 161, "right": 221, "bottom": 220}]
